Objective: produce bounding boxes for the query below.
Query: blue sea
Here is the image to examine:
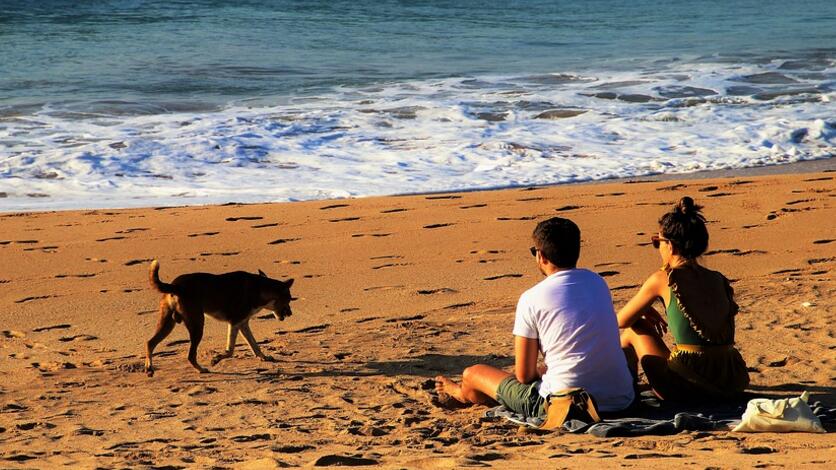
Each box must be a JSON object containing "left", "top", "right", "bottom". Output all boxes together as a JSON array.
[{"left": 1, "top": 0, "right": 834, "bottom": 210}]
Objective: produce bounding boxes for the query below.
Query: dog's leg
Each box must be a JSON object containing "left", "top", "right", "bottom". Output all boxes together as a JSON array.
[
  {"left": 145, "top": 302, "right": 177, "bottom": 377},
  {"left": 239, "top": 322, "right": 275, "bottom": 362},
  {"left": 211, "top": 324, "right": 239, "bottom": 366},
  {"left": 183, "top": 312, "right": 209, "bottom": 374}
]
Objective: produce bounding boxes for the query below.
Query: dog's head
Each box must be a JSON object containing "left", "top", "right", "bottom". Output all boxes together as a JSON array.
[{"left": 258, "top": 270, "right": 295, "bottom": 321}]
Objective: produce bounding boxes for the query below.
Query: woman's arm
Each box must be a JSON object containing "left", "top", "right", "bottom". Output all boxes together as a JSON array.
[
  {"left": 617, "top": 270, "right": 668, "bottom": 329},
  {"left": 514, "top": 335, "right": 540, "bottom": 384}
]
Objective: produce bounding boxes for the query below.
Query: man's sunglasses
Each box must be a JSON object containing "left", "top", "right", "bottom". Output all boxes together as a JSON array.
[
  {"left": 651, "top": 235, "right": 671, "bottom": 249},
  {"left": 529, "top": 246, "right": 538, "bottom": 257}
]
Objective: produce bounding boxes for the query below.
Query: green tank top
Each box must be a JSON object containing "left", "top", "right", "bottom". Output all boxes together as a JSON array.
[{"left": 666, "top": 287, "right": 709, "bottom": 346}]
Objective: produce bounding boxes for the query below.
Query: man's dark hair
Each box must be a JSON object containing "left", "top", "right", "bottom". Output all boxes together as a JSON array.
[{"left": 532, "top": 217, "right": 581, "bottom": 268}]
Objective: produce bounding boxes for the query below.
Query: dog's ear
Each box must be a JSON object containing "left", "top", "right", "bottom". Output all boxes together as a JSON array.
[
  {"left": 258, "top": 269, "right": 267, "bottom": 278},
  {"left": 285, "top": 278, "right": 294, "bottom": 288}
]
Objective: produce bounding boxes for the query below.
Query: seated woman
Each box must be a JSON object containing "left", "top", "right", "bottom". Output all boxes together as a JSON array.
[{"left": 618, "top": 197, "right": 749, "bottom": 401}]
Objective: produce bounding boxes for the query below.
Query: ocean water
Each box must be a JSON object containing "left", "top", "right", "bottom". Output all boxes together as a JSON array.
[{"left": 1, "top": 0, "right": 834, "bottom": 211}]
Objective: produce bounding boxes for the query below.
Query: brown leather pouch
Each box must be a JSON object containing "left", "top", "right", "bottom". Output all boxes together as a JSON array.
[{"left": 540, "top": 387, "right": 601, "bottom": 431}]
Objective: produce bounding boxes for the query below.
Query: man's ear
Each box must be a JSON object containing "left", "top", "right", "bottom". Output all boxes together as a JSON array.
[
  {"left": 258, "top": 269, "right": 267, "bottom": 277},
  {"left": 285, "top": 278, "right": 294, "bottom": 288}
]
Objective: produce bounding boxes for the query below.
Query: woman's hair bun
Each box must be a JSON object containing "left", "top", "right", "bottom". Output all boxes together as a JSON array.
[{"left": 676, "top": 196, "right": 701, "bottom": 216}]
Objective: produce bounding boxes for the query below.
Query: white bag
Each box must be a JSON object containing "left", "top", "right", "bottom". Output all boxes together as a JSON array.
[{"left": 733, "top": 391, "right": 825, "bottom": 433}]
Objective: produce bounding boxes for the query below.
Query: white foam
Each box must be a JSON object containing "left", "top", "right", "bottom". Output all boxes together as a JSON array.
[{"left": 1, "top": 59, "right": 833, "bottom": 211}]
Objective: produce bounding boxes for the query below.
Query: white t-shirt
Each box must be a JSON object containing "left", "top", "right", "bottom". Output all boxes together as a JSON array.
[{"left": 513, "top": 268, "right": 635, "bottom": 412}]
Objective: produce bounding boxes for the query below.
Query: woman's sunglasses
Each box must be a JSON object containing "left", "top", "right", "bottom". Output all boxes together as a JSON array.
[{"left": 651, "top": 235, "right": 671, "bottom": 249}]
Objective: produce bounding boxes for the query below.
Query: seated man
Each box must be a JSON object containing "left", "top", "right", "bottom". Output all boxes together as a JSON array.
[{"left": 435, "top": 217, "right": 635, "bottom": 418}]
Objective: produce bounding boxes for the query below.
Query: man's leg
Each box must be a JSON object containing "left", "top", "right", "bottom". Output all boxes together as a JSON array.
[{"left": 435, "top": 364, "right": 512, "bottom": 406}]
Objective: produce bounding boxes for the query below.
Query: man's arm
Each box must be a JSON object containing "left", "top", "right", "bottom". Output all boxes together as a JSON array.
[{"left": 514, "top": 335, "right": 540, "bottom": 384}]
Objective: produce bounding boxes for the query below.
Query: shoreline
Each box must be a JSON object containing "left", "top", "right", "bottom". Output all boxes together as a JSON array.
[{"left": 3, "top": 157, "right": 833, "bottom": 215}]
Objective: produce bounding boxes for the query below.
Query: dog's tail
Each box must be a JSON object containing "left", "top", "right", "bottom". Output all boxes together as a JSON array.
[{"left": 149, "top": 260, "right": 177, "bottom": 295}]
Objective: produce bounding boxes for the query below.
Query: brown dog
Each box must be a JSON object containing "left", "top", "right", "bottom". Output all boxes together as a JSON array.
[{"left": 145, "top": 260, "right": 294, "bottom": 377}]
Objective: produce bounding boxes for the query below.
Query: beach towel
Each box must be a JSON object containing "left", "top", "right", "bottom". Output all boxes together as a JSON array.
[{"left": 484, "top": 391, "right": 836, "bottom": 437}]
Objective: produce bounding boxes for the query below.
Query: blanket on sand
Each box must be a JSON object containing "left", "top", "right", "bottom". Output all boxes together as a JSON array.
[{"left": 484, "top": 392, "right": 836, "bottom": 437}]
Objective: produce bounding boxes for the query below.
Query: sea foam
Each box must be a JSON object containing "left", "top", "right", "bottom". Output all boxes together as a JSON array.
[{"left": 1, "top": 59, "right": 833, "bottom": 211}]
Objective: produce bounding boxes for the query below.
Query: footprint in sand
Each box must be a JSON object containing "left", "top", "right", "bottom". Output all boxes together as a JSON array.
[
  {"left": 32, "top": 324, "right": 71, "bottom": 332},
  {"left": 470, "top": 249, "right": 504, "bottom": 255},
  {"left": 496, "top": 216, "right": 538, "bottom": 221},
  {"left": 58, "top": 334, "right": 98, "bottom": 342},
  {"left": 381, "top": 208, "right": 409, "bottom": 213},
  {"left": 115, "top": 228, "right": 149, "bottom": 234},
  {"left": 813, "top": 239, "right": 833, "bottom": 244},
  {"left": 384, "top": 315, "right": 424, "bottom": 323},
  {"left": 252, "top": 222, "right": 280, "bottom": 228},
  {"left": 803, "top": 176, "right": 832, "bottom": 182},
  {"left": 15, "top": 295, "right": 55, "bottom": 304},
  {"left": 460, "top": 204, "right": 487, "bottom": 209},
  {"left": 595, "top": 192, "right": 625, "bottom": 197},
  {"left": 555, "top": 205, "right": 581, "bottom": 212},
  {"left": 31, "top": 361, "right": 77, "bottom": 372},
  {"left": 292, "top": 324, "right": 330, "bottom": 334},
  {"left": 597, "top": 271, "right": 619, "bottom": 277},
  {"left": 364, "top": 285, "right": 403, "bottom": 291},
  {"left": 424, "top": 223, "right": 454, "bottom": 229},
  {"left": 698, "top": 185, "right": 719, "bottom": 192},
  {"left": 808, "top": 256, "right": 835, "bottom": 265},
  {"left": 54, "top": 273, "right": 96, "bottom": 278},
  {"left": 705, "top": 248, "right": 767, "bottom": 256},
  {"left": 372, "top": 263, "right": 411, "bottom": 270},
  {"left": 187, "top": 232, "right": 219, "bottom": 238},
  {"left": 269, "top": 238, "right": 301, "bottom": 245},
  {"left": 706, "top": 192, "right": 734, "bottom": 198},
  {"left": 484, "top": 274, "right": 523, "bottom": 281},
  {"left": 225, "top": 216, "right": 263, "bottom": 221},
  {"left": 426, "top": 195, "right": 461, "bottom": 200},
  {"left": 124, "top": 258, "right": 154, "bottom": 266},
  {"left": 2, "top": 330, "right": 26, "bottom": 339},
  {"left": 656, "top": 184, "right": 687, "bottom": 191},
  {"left": 370, "top": 255, "right": 403, "bottom": 260},
  {"left": 23, "top": 245, "right": 58, "bottom": 253},
  {"left": 95, "top": 236, "right": 127, "bottom": 242},
  {"left": 319, "top": 204, "right": 350, "bottom": 210},
  {"left": 339, "top": 308, "right": 359, "bottom": 313},
  {"left": 198, "top": 251, "right": 240, "bottom": 257},
  {"left": 517, "top": 196, "right": 544, "bottom": 202},
  {"left": 329, "top": 217, "right": 361, "bottom": 222},
  {"left": 352, "top": 233, "right": 392, "bottom": 237},
  {"left": 417, "top": 288, "right": 457, "bottom": 295}
]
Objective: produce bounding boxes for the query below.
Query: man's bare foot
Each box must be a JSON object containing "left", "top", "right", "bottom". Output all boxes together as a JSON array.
[{"left": 432, "top": 375, "right": 469, "bottom": 408}]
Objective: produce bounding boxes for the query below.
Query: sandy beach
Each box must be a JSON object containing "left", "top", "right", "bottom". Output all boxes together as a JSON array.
[{"left": 1, "top": 169, "right": 834, "bottom": 468}]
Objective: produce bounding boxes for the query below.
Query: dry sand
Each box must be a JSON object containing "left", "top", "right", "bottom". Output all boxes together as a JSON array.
[{"left": 1, "top": 170, "right": 834, "bottom": 468}]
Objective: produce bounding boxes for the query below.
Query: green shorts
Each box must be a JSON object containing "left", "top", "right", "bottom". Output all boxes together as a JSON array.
[{"left": 495, "top": 377, "right": 547, "bottom": 419}]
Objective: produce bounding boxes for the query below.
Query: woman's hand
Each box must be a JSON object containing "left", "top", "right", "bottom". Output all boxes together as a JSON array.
[{"left": 639, "top": 306, "right": 668, "bottom": 337}]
